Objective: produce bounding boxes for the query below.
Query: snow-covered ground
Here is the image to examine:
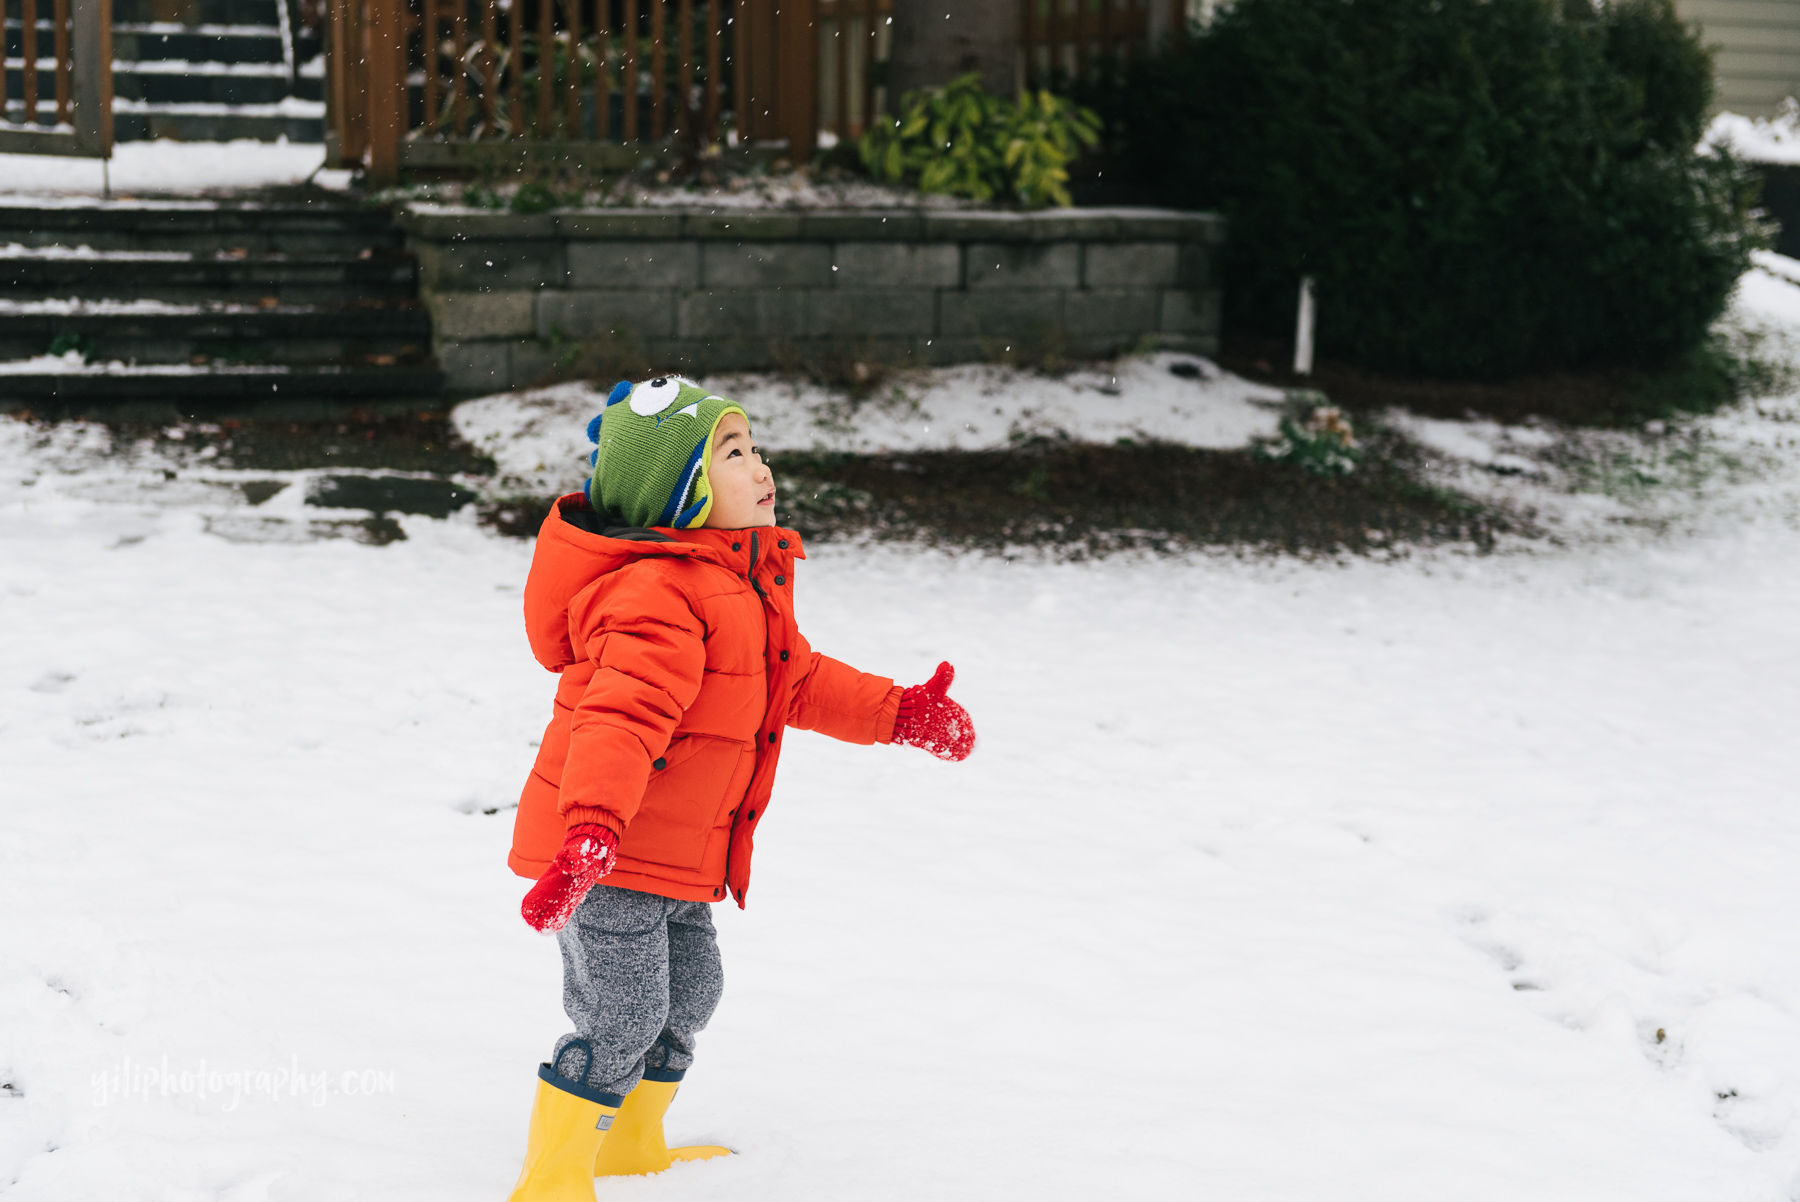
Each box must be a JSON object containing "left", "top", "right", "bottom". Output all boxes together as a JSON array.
[
  {"left": 1708, "top": 102, "right": 1800, "bottom": 166},
  {"left": 454, "top": 352, "right": 1287, "bottom": 499},
  {"left": 4, "top": 269, "right": 1800, "bottom": 1202}
]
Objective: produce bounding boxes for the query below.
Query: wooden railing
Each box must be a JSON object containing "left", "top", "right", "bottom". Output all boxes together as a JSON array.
[
  {"left": 1022, "top": 0, "right": 1152, "bottom": 91},
  {"left": 0, "top": 0, "right": 112, "bottom": 158},
  {"left": 816, "top": 0, "right": 889, "bottom": 144},
  {"left": 326, "top": 0, "right": 1164, "bottom": 184}
]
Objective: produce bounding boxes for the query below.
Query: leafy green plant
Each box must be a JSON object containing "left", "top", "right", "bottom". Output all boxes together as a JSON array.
[
  {"left": 859, "top": 74, "right": 1099, "bottom": 207},
  {"left": 1004, "top": 89, "right": 1102, "bottom": 207},
  {"left": 46, "top": 332, "right": 90, "bottom": 360},
  {"left": 1256, "top": 406, "right": 1363, "bottom": 476}
]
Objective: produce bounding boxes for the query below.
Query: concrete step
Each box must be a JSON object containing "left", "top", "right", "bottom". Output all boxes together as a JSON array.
[
  {"left": 0, "top": 250, "right": 417, "bottom": 305},
  {"left": 113, "top": 23, "right": 286, "bottom": 64},
  {"left": 111, "top": 0, "right": 284, "bottom": 28},
  {"left": 0, "top": 299, "right": 431, "bottom": 366},
  {"left": 0, "top": 200, "right": 401, "bottom": 256},
  {"left": 0, "top": 363, "right": 447, "bottom": 409},
  {"left": 112, "top": 104, "right": 325, "bottom": 143},
  {"left": 0, "top": 195, "right": 445, "bottom": 415}
]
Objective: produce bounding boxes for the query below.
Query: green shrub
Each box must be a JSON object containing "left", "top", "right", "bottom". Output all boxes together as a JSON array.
[
  {"left": 1111, "top": 0, "right": 1767, "bottom": 378},
  {"left": 860, "top": 74, "right": 1100, "bottom": 207}
]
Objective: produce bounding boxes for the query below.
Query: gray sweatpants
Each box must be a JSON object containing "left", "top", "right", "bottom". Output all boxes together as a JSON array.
[{"left": 550, "top": 884, "right": 724, "bottom": 1098}]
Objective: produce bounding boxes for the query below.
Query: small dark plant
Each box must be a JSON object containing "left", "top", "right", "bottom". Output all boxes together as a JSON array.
[{"left": 1255, "top": 406, "right": 1363, "bottom": 476}]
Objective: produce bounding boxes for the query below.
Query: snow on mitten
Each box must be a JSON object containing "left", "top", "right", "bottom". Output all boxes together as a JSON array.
[
  {"left": 520, "top": 824, "right": 619, "bottom": 933},
  {"left": 891, "top": 661, "right": 977, "bottom": 762}
]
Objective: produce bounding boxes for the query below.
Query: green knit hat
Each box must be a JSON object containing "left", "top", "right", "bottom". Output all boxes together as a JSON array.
[{"left": 585, "top": 376, "right": 750, "bottom": 529}]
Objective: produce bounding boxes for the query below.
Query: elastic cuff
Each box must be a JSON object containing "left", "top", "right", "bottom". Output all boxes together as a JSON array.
[
  {"left": 874, "top": 684, "right": 905, "bottom": 744},
  {"left": 562, "top": 806, "right": 622, "bottom": 839}
]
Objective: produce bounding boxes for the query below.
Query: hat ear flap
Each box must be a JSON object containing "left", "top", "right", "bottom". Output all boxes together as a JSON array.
[
  {"left": 606, "top": 380, "right": 633, "bottom": 407},
  {"left": 586, "top": 413, "right": 604, "bottom": 444}
]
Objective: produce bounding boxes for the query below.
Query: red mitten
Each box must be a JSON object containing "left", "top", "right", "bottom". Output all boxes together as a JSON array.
[
  {"left": 891, "top": 661, "right": 977, "bottom": 762},
  {"left": 520, "top": 823, "right": 619, "bottom": 933}
]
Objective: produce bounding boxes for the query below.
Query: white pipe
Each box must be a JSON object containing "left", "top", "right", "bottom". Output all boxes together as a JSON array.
[{"left": 1293, "top": 275, "right": 1316, "bottom": 376}]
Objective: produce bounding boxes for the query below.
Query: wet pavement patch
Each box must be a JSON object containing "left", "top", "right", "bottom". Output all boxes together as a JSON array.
[
  {"left": 204, "top": 514, "right": 407, "bottom": 546},
  {"left": 305, "top": 474, "right": 478, "bottom": 518},
  {"left": 238, "top": 480, "right": 288, "bottom": 506}
]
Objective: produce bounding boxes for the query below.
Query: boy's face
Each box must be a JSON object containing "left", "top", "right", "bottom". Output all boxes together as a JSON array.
[{"left": 702, "top": 412, "right": 777, "bottom": 529}]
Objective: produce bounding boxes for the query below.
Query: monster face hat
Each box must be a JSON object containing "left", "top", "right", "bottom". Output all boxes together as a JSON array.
[{"left": 585, "top": 376, "right": 750, "bottom": 529}]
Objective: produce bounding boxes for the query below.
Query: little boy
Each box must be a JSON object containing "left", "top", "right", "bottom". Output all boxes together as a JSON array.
[{"left": 504, "top": 376, "right": 975, "bottom": 1200}]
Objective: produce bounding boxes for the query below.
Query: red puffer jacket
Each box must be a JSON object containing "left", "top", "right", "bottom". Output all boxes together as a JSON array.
[{"left": 510, "top": 493, "right": 902, "bottom": 906}]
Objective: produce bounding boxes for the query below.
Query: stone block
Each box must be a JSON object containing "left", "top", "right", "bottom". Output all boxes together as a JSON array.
[
  {"left": 1107, "top": 209, "right": 1227, "bottom": 243},
  {"left": 554, "top": 211, "right": 687, "bottom": 239},
  {"left": 1083, "top": 243, "right": 1180, "bottom": 289},
  {"left": 701, "top": 242, "right": 835, "bottom": 289},
  {"left": 801, "top": 210, "right": 924, "bottom": 240},
  {"left": 1014, "top": 210, "right": 1122, "bottom": 241},
  {"left": 538, "top": 289, "right": 677, "bottom": 340},
  {"left": 415, "top": 240, "right": 565, "bottom": 291},
  {"left": 436, "top": 340, "right": 512, "bottom": 393},
  {"left": 1065, "top": 288, "right": 1161, "bottom": 337},
  {"left": 1161, "top": 288, "right": 1222, "bottom": 335},
  {"left": 1177, "top": 242, "right": 1212, "bottom": 291},
  {"left": 919, "top": 211, "right": 1035, "bottom": 242},
  {"left": 509, "top": 342, "right": 560, "bottom": 386},
  {"left": 833, "top": 242, "right": 961, "bottom": 289},
  {"left": 939, "top": 290, "right": 1067, "bottom": 338},
  {"left": 686, "top": 211, "right": 807, "bottom": 240},
  {"left": 566, "top": 241, "right": 700, "bottom": 289},
  {"left": 676, "top": 289, "right": 807, "bottom": 339},
  {"left": 400, "top": 210, "right": 557, "bottom": 241},
  {"left": 966, "top": 243, "right": 1080, "bottom": 290},
  {"left": 805, "top": 290, "right": 936, "bottom": 338},
  {"left": 425, "top": 289, "right": 536, "bottom": 340}
]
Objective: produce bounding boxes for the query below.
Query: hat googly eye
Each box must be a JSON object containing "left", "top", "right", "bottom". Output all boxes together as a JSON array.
[{"left": 628, "top": 376, "right": 686, "bottom": 417}]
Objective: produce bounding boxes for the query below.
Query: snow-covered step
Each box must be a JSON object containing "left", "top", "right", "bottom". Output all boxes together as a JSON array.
[
  {"left": 104, "top": 0, "right": 324, "bottom": 143},
  {"left": 0, "top": 198, "right": 444, "bottom": 413},
  {"left": 0, "top": 296, "right": 431, "bottom": 368},
  {"left": 0, "top": 198, "right": 402, "bottom": 256},
  {"left": 0, "top": 361, "right": 446, "bottom": 412},
  {"left": 0, "top": 248, "right": 417, "bottom": 305}
]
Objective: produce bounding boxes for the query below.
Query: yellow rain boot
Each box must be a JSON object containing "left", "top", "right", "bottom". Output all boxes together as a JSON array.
[
  {"left": 591, "top": 1068, "right": 731, "bottom": 1177},
  {"left": 508, "top": 1042, "right": 624, "bottom": 1202}
]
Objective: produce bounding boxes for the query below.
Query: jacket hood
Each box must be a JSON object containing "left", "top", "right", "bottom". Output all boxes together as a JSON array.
[{"left": 522, "top": 492, "right": 804, "bottom": 672}]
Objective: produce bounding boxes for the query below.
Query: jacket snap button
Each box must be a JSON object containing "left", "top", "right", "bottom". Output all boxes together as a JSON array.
[
  {"left": 713, "top": 887, "right": 721, "bottom": 897},
  {"left": 767, "top": 731, "right": 777, "bottom": 744},
  {"left": 774, "top": 575, "right": 785, "bottom": 586},
  {"left": 732, "top": 542, "right": 740, "bottom": 551},
  {"left": 778, "top": 539, "right": 789, "bottom": 549},
  {"left": 779, "top": 650, "right": 789, "bottom": 661},
  {"left": 747, "top": 809, "right": 756, "bottom": 821},
  {"left": 652, "top": 757, "right": 666, "bottom": 770}
]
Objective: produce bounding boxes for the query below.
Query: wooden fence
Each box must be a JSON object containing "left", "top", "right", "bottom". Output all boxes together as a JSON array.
[
  {"left": 1022, "top": 0, "right": 1154, "bottom": 91},
  {"left": 326, "top": 0, "right": 1164, "bottom": 185},
  {"left": 0, "top": 0, "right": 112, "bottom": 158}
]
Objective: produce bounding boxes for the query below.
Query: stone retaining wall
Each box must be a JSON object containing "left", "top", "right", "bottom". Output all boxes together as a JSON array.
[{"left": 398, "top": 206, "right": 1226, "bottom": 393}]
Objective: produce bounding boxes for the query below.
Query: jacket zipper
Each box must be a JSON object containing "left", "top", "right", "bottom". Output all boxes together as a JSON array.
[{"left": 747, "top": 532, "right": 767, "bottom": 599}]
